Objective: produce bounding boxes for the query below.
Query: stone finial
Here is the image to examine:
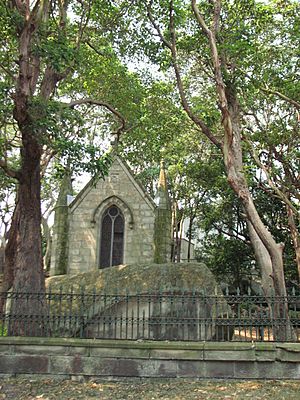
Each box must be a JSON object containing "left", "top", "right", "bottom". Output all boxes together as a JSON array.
[
  {"left": 154, "top": 160, "right": 170, "bottom": 210},
  {"left": 154, "top": 160, "right": 172, "bottom": 263},
  {"left": 158, "top": 160, "right": 167, "bottom": 190}
]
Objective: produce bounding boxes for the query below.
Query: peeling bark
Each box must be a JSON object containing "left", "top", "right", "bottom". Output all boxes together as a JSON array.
[
  {"left": 223, "top": 85, "right": 294, "bottom": 340},
  {"left": 189, "top": 0, "right": 295, "bottom": 340},
  {"left": 287, "top": 206, "right": 300, "bottom": 281},
  {"left": 247, "top": 220, "right": 273, "bottom": 297}
]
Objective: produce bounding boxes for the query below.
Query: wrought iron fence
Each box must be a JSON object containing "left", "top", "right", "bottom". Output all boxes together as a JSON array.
[{"left": 0, "top": 289, "right": 300, "bottom": 342}]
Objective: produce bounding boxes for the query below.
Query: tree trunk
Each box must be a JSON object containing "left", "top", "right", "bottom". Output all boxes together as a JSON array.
[
  {"left": 2, "top": 0, "right": 74, "bottom": 335},
  {"left": 242, "top": 196, "right": 293, "bottom": 340},
  {"left": 247, "top": 220, "right": 273, "bottom": 297},
  {"left": 224, "top": 86, "right": 294, "bottom": 340},
  {"left": 186, "top": 0, "right": 294, "bottom": 340},
  {"left": 0, "top": 202, "right": 20, "bottom": 316},
  {"left": 286, "top": 206, "right": 300, "bottom": 281},
  {"left": 9, "top": 137, "right": 47, "bottom": 336}
]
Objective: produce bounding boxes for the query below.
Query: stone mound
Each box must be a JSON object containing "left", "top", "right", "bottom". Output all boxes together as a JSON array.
[
  {"left": 46, "top": 262, "right": 222, "bottom": 294},
  {"left": 46, "top": 263, "right": 232, "bottom": 341}
]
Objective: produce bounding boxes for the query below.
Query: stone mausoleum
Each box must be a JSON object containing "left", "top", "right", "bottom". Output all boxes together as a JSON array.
[{"left": 50, "top": 154, "right": 172, "bottom": 276}]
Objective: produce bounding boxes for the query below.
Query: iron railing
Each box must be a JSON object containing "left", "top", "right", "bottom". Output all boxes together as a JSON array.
[{"left": 0, "top": 289, "right": 300, "bottom": 342}]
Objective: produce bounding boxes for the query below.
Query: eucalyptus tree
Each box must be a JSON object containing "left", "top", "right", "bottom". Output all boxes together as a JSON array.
[
  {"left": 236, "top": 0, "right": 300, "bottom": 280},
  {"left": 197, "top": 170, "right": 298, "bottom": 289},
  {"left": 120, "top": 0, "right": 299, "bottom": 339},
  {"left": 244, "top": 98, "right": 300, "bottom": 279}
]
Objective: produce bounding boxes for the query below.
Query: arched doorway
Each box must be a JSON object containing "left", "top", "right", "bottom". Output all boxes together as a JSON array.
[{"left": 99, "top": 205, "right": 124, "bottom": 268}]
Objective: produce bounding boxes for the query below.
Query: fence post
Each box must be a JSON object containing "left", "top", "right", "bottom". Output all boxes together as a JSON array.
[{"left": 79, "top": 286, "right": 85, "bottom": 338}]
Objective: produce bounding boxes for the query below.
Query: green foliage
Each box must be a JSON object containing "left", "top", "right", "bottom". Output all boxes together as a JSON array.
[
  {"left": 35, "top": 26, "right": 79, "bottom": 73},
  {"left": 53, "top": 143, "right": 112, "bottom": 178},
  {"left": 0, "top": 0, "right": 150, "bottom": 216},
  {"left": 0, "top": 322, "right": 7, "bottom": 337},
  {"left": 197, "top": 236, "right": 253, "bottom": 288},
  {"left": 196, "top": 179, "right": 298, "bottom": 285},
  {"left": 1, "top": 0, "right": 299, "bottom": 288}
]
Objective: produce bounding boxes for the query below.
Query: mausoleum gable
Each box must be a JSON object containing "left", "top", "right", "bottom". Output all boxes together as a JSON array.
[{"left": 50, "top": 154, "right": 174, "bottom": 276}]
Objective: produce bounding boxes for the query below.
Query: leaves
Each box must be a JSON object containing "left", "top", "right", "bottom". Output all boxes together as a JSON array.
[{"left": 1, "top": 378, "right": 300, "bottom": 399}]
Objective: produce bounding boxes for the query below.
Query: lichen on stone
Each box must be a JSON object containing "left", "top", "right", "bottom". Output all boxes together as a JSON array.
[{"left": 46, "top": 262, "right": 223, "bottom": 295}]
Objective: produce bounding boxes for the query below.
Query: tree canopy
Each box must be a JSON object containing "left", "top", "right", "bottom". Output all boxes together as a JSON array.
[{"left": 0, "top": 0, "right": 299, "bottom": 336}]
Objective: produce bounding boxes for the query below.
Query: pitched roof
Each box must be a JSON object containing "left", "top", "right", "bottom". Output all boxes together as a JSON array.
[{"left": 69, "top": 154, "right": 156, "bottom": 212}]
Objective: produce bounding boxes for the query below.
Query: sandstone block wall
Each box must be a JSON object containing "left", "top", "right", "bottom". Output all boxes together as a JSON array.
[
  {"left": 0, "top": 338, "right": 300, "bottom": 379},
  {"left": 67, "top": 157, "right": 156, "bottom": 274}
]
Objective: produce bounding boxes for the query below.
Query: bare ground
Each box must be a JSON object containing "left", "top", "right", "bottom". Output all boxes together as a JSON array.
[{"left": 1, "top": 378, "right": 300, "bottom": 400}]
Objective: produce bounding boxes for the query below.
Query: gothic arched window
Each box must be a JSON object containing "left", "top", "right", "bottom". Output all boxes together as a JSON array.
[{"left": 99, "top": 205, "right": 124, "bottom": 268}]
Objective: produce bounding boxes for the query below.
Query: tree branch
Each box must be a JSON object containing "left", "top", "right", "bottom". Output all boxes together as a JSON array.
[
  {"left": 216, "top": 225, "right": 248, "bottom": 243},
  {"left": 147, "top": 1, "right": 221, "bottom": 148},
  {"left": 76, "top": 0, "right": 92, "bottom": 47},
  {"left": 40, "top": 148, "right": 57, "bottom": 178},
  {"left": 0, "top": 63, "right": 15, "bottom": 80},
  {"left": 191, "top": 0, "right": 233, "bottom": 150},
  {"left": 39, "top": 66, "right": 69, "bottom": 99},
  {"left": 85, "top": 41, "right": 106, "bottom": 57},
  {"left": 67, "top": 98, "right": 126, "bottom": 138},
  {"left": 12, "top": 0, "right": 30, "bottom": 17},
  {"left": 146, "top": 1, "right": 172, "bottom": 49},
  {"left": 242, "top": 70, "right": 300, "bottom": 111},
  {"left": 246, "top": 138, "right": 299, "bottom": 220},
  {"left": 0, "top": 159, "right": 20, "bottom": 180},
  {"left": 170, "top": 1, "right": 221, "bottom": 148},
  {"left": 261, "top": 87, "right": 300, "bottom": 111},
  {"left": 191, "top": 0, "right": 210, "bottom": 35},
  {"left": 213, "top": 0, "right": 221, "bottom": 34},
  {"left": 271, "top": 145, "right": 300, "bottom": 191}
]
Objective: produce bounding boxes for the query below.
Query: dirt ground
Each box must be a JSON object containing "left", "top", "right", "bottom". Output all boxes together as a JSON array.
[{"left": 0, "top": 378, "right": 300, "bottom": 400}]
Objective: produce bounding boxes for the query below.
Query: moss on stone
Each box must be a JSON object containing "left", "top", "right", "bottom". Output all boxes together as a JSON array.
[
  {"left": 46, "top": 263, "right": 230, "bottom": 339},
  {"left": 46, "top": 262, "right": 222, "bottom": 295},
  {"left": 51, "top": 171, "right": 72, "bottom": 275}
]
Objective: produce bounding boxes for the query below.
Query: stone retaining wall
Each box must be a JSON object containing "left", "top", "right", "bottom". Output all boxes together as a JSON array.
[{"left": 0, "top": 338, "right": 300, "bottom": 379}]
